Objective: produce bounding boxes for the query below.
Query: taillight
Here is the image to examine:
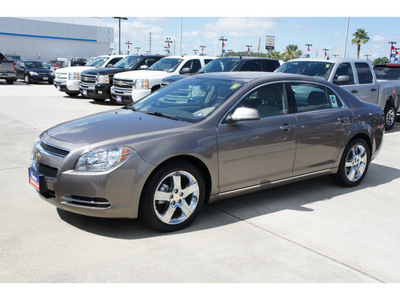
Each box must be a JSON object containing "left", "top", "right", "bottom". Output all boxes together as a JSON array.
[{"left": 14, "top": 62, "right": 16, "bottom": 71}]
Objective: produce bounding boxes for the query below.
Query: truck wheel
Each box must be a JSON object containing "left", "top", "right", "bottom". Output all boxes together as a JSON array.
[
  {"left": 384, "top": 103, "right": 396, "bottom": 131},
  {"left": 140, "top": 162, "right": 206, "bottom": 231},
  {"left": 6, "top": 79, "right": 15, "bottom": 84},
  {"left": 332, "top": 138, "right": 370, "bottom": 187},
  {"left": 24, "top": 75, "right": 31, "bottom": 84}
]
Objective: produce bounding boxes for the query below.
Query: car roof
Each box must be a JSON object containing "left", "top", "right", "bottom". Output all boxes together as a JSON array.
[
  {"left": 215, "top": 56, "right": 278, "bottom": 61},
  {"left": 286, "top": 58, "right": 371, "bottom": 64},
  {"left": 189, "top": 71, "right": 331, "bottom": 85}
]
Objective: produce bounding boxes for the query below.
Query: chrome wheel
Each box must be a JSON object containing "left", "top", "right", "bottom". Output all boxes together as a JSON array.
[
  {"left": 344, "top": 144, "right": 368, "bottom": 182},
  {"left": 153, "top": 170, "right": 200, "bottom": 225},
  {"left": 385, "top": 107, "right": 395, "bottom": 128}
]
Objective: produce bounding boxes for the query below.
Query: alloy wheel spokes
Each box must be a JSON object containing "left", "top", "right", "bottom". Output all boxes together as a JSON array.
[{"left": 345, "top": 144, "right": 368, "bottom": 182}]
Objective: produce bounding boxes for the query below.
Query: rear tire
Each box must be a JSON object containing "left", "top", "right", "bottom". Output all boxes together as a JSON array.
[
  {"left": 6, "top": 79, "right": 15, "bottom": 84},
  {"left": 333, "top": 138, "right": 370, "bottom": 187},
  {"left": 140, "top": 162, "right": 206, "bottom": 231},
  {"left": 384, "top": 103, "right": 396, "bottom": 131}
]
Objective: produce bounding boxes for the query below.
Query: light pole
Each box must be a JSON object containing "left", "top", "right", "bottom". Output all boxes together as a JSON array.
[
  {"left": 135, "top": 47, "right": 140, "bottom": 54},
  {"left": 388, "top": 41, "right": 397, "bottom": 62},
  {"left": 125, "top": 40, "right": 132, "bottom": 55},
  {"left": 305, "top": 44, "right": 312, "bottom": 58},
  {"left": 323, "top": 48, "right": 329, "bottom": 59},
  {"left": 219, "top": 36, "right": 227, "bottom": 57},
  {"left": 113, "top": 17, "right": 128, "bottom": 55},
  {"left": 200, "top": 45, "right": 206, "bottom": 55},
  {"left": 165, "top": 37, "right": 173, "bottom": 55},
  {"left": 193, "top": 49, "right": 198, "bottom": 55},
  {"left": 246, "top": 45, "right": 252, "bottom": 56}
]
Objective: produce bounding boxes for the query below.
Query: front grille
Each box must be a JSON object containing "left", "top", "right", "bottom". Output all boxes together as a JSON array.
[
  {"left": 61, "top": 195, "right": 110, "bottom": 208},
  {"left": 81, "top": 74, "right": 97, "bottom": 84},
  {"left": 114, "top": 79, "right": 134, "bottom": 89},
  {"left": 40, "top": 141, "right": 70, "bottom": 158},
  {"left": 36, "top": 162, "right": 58, "bottom": 178}
]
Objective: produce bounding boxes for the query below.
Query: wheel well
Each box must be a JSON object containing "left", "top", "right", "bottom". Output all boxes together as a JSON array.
[
  {"left": 348, "top": 133, "right": 372, "bottom": 154},
  {"left": 141, "top": 155, "right": 212, "bottom": 206},
  {"left": 151, "top": 85, "right": 160, "bottom": 92}
]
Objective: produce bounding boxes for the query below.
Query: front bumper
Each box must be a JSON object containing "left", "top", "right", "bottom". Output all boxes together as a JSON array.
[
  {"left": 110, "top": 86, "right": 151, "bottom": 104},
  {"left": 30, "top": 74, "right": 54, "bottom": 82},
  {"left": 0, "top": 71, "right": 16, "bottom": 79},
  {"left": 28, "top": 134, "right": 154, "bottom": 219},
  {"left": 79, "top": 83, "right": 111, "bottom": 99}
]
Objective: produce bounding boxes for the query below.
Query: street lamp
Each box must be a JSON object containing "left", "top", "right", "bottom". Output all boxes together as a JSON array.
[
  {"left": 165, "top": 37, "right": 173, "bottom": 55},
  {"left": 200, "top": 45, "right": 206, "bottom": 55},
  {"left": 305, "top": 44, "right": 312, "bottom": 58},
  {"left": 193, "top": 49, "right": 198, "bottom": 55},
  {"left": 135, "top": 47, "right": 141, "bottom": 54},
  {"left": 323, "top": 48, "right": 329, "bottom": 59},
  {"left": 219, "top": 36, "right": 228, "bottom": 57},
  {"left": 113, "top": 17, "right": 128, "bottom": 55},
  {"left": 125, "top": 40, "right": 132, "bottom": 55}
]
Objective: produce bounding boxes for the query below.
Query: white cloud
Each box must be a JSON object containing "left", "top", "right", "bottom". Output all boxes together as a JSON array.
[
  {"left": 183, "top": 31, "right": 199, "bottom": 37},
  {"left": 373, "top": 35, "right": 386, "bottom": 42},
  {"left": 203, "top": 17, "right": 278, "bottom": 38}
]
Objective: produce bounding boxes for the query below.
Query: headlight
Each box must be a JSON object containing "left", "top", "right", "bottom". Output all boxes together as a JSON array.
[
  {"left": 134, "top": 79, "right": 149, "bottom": 89},
  {"left": 68, "top": 72, "right": 80, "bottom": 80},
  {"left": 29, "top": 71, "right": 38, "bottom": 76},
  {"left": 97, "top": 75, "right": 110, "bottom": 84},
  {"left": 75, "top": 147, "right": 134, "bottom": 172}
]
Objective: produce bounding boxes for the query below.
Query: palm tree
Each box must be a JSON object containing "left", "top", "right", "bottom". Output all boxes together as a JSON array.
[
  {"left": 282, "top": 45, "right": 302, "bottom": 61},
  {"left": 267, "top": 51, "right": 282, "bottom": 60},
  {"left": 351, "top": 28, "right": 370, "bottom": 59}
]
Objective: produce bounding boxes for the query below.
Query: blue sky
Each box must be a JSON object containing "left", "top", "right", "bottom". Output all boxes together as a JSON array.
[
  {"left": 103, "top": 17, "right": 400, "bottom": 60},
  {"left": 8, "top": 0, "right": 400, "bottom": 60}
]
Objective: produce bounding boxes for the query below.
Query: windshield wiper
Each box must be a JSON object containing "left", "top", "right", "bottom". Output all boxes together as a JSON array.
[{"left": 142, "top": 111, "right": 179, "bottom": 120}]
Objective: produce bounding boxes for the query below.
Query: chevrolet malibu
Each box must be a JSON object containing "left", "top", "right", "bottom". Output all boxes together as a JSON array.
[{"left": 29, "top": 73, "right": 385, "bottom": 231}]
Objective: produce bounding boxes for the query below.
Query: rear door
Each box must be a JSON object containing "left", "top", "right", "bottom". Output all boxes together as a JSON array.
[
  {"left": 353, "top": 62, "right": 379, "bottom": 105},
  {"left": 286, "top": 82, "right": 353, "bottom": 176}
]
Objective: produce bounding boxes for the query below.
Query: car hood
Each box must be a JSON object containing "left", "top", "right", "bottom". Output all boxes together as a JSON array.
[
  {"left": 45, "top": 108, "right": 189, "bottom": 147},
  {"left": 114, "top": 70, "right": 168, "bottom": 80},
  {"left": 28, "top": 68, "right": 53, "bottom": 73},
  {"left": 82, "top": 67, "right": 126, "bottom": 76},
  {"left": 55, "top": 66, "right": 94, "bottom": 74}
]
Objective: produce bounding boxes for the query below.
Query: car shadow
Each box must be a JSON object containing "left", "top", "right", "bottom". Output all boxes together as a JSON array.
[
  {"left": 88, "top": 99, "right": 122, "bottom": 106},
  {"left": 57, "top": 162, "right": 400, "bottom": 239}
]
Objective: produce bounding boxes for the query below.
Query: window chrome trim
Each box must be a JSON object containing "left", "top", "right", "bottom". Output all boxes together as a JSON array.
[{"left": 218, "top": 80, "right": 348, "bottom": 126}]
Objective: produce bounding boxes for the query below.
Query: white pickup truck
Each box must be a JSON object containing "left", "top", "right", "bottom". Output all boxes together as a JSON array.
[
  {"left": 111, "top": 55, "right": 215, "bottom": 104},
  {"left": 54, "top": 55, "right": 126, "bottom": 96},
  {"left": 276, "top": 58, "right": 400, "bottom": 130}
]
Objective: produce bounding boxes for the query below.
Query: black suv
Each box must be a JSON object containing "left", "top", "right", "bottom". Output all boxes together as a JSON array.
[
  {"left": 79, "top": 55, "right": 164, "bottom": 104},
  {"left": 161, "top": 56, "right": 280, "bottom": 86}
]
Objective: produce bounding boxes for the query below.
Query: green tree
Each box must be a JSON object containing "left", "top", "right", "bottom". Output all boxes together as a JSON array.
[
  {"left": 351, "top": 28, "right": 370, "bottom": 59},
  {"left": 282, "top": 45, "right": 302, "bottom": 61},
  {"left": 372, "top": 57, "right": 389, "bottom": 66},
  {"left": 267, "top": 51, "right": 282, "bottom": 60}
]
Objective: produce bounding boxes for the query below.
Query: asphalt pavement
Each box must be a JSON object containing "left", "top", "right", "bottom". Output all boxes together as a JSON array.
[{"left": 1, "top": 81, "right": 400, "bottom": 284}]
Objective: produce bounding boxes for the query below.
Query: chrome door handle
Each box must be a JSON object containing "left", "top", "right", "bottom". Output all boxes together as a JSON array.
[
  {"left": 351, "top": 90, "right": 358, "bottom": 94},
  {"left": 280, "top": 123, "right": 293, "bottom": 131},
  {"left": 371, "top": 88, "right": 377, "bottom": 92}
]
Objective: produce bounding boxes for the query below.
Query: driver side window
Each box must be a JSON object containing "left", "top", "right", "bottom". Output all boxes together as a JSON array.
[
  {"left": 239, "top": 83, "right": 288, "bottom": 118},
  {"left": 334, "top": 63, "right": 355, "bottom": 84}
]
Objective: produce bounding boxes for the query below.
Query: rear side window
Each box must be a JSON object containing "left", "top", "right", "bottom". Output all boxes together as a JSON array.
[
  {"left": 262, "top": 60, "right": 279, "bottom": 72},
  {"left": 240, "top": 60, "right": 263, "bottom": 71},
  {"left": 355, "top": 62, "right": 374, "bottom": 84},
  {"left": 288, "top": 83, "right": 342, "bottom": 113}
]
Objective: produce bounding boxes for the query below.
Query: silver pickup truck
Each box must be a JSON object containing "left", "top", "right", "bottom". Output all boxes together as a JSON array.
[
  {"left": 276, "top": 58, "right": 400, "bottom": 130},
  {"left": 0, "top": 53, "right": 16, "bottom": 84}
]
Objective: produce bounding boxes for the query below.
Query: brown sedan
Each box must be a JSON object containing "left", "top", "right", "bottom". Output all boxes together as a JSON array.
[{"left": 29, "top": 72, "right": 385, "bottom": 231}]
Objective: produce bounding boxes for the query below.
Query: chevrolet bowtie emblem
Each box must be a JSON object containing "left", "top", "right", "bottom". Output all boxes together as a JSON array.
[
  {"left": 119, "top": 81, "right": 123, "bottom": 85},
  {"left": 84, "top": 77, "right": 88, "bottom": 81},
  {"left": 36, "top": 153, "right": 41, "bottom": 160}
]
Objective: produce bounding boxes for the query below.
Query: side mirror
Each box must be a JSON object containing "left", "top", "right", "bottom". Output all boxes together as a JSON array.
[
  {"left": 180, "top": 67, "right": 191, "bottom": 74},
  {"left": 139, "top": 65, "right": 149, "bottom": 70},
  {"left": 225, "top": 107, "right": 260, "bottom": 124},
  {"left": 333, "top": 75, "right": 351, "bottom": 85}
]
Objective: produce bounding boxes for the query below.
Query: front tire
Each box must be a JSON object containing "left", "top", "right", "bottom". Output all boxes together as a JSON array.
[
  {"left": 140, "top": 162, "right": 206, "bottom": 231},
  {"left": 65, "top": 92, "right": 80, "bottom": 97},
  {"left": 24, "top": 74, "right": 31, "bottom": 84},
  {"left": 333, "top": 138, "right": 370, "bottom": 187},
  {"left": 384, "top": 103, "right": 396, "bottom": 131}
]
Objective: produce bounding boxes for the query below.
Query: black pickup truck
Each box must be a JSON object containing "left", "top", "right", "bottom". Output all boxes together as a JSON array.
[
  {"left": 79, "top": 55, "right": 164, "bottom": 104},
  {"left": 161, "top": 56, "right": 280, "bottom": 87}
]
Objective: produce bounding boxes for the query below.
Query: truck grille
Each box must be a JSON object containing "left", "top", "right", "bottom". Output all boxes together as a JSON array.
[
  {"left": 55, "top": 72, "right": 67, "bottom": 83},
  {"left": 80, "top": 74, "right": 97, "bottom": 84},
  {"left": 114, "top": 79, "right": 134, "bottom": 89}
]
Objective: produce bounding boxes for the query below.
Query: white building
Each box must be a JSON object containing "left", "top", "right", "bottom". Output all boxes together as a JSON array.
[{"left": 0, "top": 17, "right": 113, "bottom": 62}]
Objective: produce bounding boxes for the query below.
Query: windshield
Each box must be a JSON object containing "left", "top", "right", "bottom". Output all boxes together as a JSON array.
[
  {"left": 132, "top": 77, "right": 244, "bottom": 123},
  {"left": 149, "top": 58, "right": 184, "bottom": 72},
  {"left": 24, "top": 61, "right": 47, "bottom": 69},
  {"left": 87, "top": 57, "right": 108, "bottom": 67},
  {"left": 114, "top": 56, "right": 141, "bottom": 70},
  {"left": 374, "top": 65, "right": 400, "bottom": 80},
  {"left": 276, "top": 61, "right": 334, "bottom": 80},
  {"left": 198, "top": 58, "right": 242, "bottom": 73}
]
